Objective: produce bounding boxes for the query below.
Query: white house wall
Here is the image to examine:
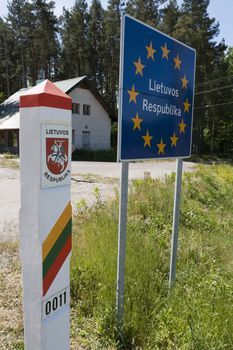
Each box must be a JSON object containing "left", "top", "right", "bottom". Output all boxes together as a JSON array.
[{"left": 69, "top": 88, "right": 111, "bottom": 150}]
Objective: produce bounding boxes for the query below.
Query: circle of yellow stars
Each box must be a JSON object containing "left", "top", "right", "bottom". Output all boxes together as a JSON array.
[{"left": 127, "top": 39, "right": 191, "bottom": 156}]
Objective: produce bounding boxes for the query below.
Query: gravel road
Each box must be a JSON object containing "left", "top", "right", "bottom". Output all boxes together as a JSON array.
[{"left": 0, "top": 160, "right": 196, "bottom": 240}]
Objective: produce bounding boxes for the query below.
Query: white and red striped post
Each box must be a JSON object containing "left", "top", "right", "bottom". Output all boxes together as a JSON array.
[{"left": 19, "top": 80, "right": 72, "bottom": 349}]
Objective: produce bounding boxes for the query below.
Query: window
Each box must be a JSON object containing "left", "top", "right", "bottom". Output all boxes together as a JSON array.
[
  {"left": 0, "top": 131, "right": 4, "bottom": 146},
  {"left": 8, "top": 130, "right": 19, "bottom": 148},
  {"left": 83, "top": 104, "right": 91, "bottom": 116},
  {"left": 72, "top": 103, "right": 80, "bottom": 114},
  {"left": 72, "top": 130, "right": 75, "bottom": 144}
]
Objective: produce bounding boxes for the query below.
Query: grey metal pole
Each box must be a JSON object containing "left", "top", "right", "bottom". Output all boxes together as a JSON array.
[
  {"left": 116, "top": 161, "right": 129, "bottom": 326},
  {"left": 169, "top": 158, "right": 183, "bottom": 289}
]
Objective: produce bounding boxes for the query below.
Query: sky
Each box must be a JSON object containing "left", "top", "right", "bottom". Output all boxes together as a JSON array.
[{"left": 1, "top": 0, "right": 232, "bottom": 47}]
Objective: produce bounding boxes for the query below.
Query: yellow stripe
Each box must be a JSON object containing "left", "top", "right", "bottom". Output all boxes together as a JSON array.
[{"left": 42, "top": 202, "right": 72, "bottom": 261}]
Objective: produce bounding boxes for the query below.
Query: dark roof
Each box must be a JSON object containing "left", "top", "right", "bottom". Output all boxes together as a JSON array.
[
  {"left": 0, "top": 88, "right": 27, "bottom": 119},
  {"left": 0, "top": 77, "right": 116, "bottom": 121}
]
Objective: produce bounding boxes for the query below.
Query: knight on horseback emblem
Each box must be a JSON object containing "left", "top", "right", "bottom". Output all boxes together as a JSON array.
[{"left": 46, "top": 138, "right": 68, "bottom": 174}]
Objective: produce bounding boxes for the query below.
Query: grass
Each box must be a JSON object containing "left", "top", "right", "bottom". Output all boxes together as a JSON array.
[
  {"left": 0, "top": 241, "right": 24, "bottom": 349},
  {"left": 0, "top": 154, "right": 19, "bottom": 169},
  {"left": 1, "top": 163, "right": 233, "bottom": 349},
  {"left": 72, "top": 173, "right": 119, "bottom": 185},
  {"left": 188, "top": 153, "right": 233, "bottom": 164},
  {"left": 71, "top": 163, "right": 233, "bottom": 349}
]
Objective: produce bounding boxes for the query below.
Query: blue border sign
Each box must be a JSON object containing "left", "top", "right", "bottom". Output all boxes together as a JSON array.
[{"left": 118, "top": 14, "right": 196, "bottom": 161}]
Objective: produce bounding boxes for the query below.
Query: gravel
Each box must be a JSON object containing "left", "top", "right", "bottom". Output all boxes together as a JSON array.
[{"left": 0, "top": 160, "right": 196, "bottom": 240}]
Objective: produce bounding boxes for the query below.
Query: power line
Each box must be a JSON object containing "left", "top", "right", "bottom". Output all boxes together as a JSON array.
[
  {"left": 194, "top": 101, "right": 233, "bottom": 110},
  {"left": 195, "top": 84, "right": 233, "bottom": 95},
  {"left": 196, "top": 75, "right": 233, "bottom": 88}
]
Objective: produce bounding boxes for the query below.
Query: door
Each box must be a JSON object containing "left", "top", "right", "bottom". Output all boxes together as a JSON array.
[{"left": 82, "top": 131, "right": 90, "bottom": 150}]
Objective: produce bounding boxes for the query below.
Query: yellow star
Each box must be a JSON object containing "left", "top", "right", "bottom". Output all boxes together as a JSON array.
[
  {"left": 183, "top": 98, "right": 191, "bottom": 113},
  {"left": 157, "top": 138, "right": 166, "bottom": 155},
  {"left": 146, "top": 41, "right": 156, "bottom": 60},
  {"left": 179, "top": 118, "right": 187, "bottom": 134},
  {"left": 181, "top": 74, "right": 189, "bottom": 89},
  {"left": 142, "top": 130, "right": 153, "bottom": 148},
  {"left": 131, "top": 112, "right": 143, "bottom": 130},
  {"left": 128, "top": 85, "right": 139, "bottom": 104},
  {"left": 174, "top": 54, "right": 182, "bottom": 70},
  {"left": 170, "top": 132, "right": 178, "bottom": 147},
  {"left": 134, "top": 57, "right": 145, "bottom": 76},
  {"left": 161, "top": 42, "right": 170, "bottom": 60}
]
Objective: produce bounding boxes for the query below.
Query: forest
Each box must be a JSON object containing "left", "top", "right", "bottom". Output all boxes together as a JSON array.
[{"left": 0, "top": 0, "right": 233, "bottom": 156}]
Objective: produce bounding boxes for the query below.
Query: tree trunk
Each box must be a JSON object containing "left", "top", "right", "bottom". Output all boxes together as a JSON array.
[
  {"left": 210, "top": 111, "right": 215, "bottom": 155},
  {"left": 21, "top": 47, "right": 26, "bottom": 87}
]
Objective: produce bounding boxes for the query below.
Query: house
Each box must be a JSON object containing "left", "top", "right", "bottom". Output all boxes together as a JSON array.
[{"left": 0, "top": 76, "right": 116, "bottom": 154}]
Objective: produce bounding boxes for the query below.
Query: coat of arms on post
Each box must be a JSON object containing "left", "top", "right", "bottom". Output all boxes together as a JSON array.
[{"left": 46, "top": 138, "right": 68, "bottom": 174}]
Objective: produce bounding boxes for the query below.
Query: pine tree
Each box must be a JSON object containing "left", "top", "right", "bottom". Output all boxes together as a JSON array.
[
  {"left": 126, "top": 0, "right": 160, "bottom": 27},
  {"left": 173, "top": 0, "right": 224, "bottom": 154},
  {"left": 88, "top": 0, "right": 105, "bottom": 92},
  {"left": 159, "top": 0, "right": 180, "bottom": 35},
  {"left": 60, "top": 0, "right": 89, "bottom": 78},
  {"left": 0, "top": 18, "right": 16, "bottom": 97},
  {"left": 30, "top": 0, "right": 60, "bottom": 84},
  {"left": 6, "top": 0, "right": 60, "bottom": 88},
  {"left": 225, "top": 47, "right": 233, "bottom": 74},
  {"left": 7, "top": 0, "right": 30, "bottom": 87},
  {"left": 102, "top": 0, "right": 122, "bottom": 111}
]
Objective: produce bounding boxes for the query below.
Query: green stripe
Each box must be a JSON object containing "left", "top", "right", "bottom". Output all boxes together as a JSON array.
[{"left": 43, "top": 219, "right": 72, "bottom": 279}]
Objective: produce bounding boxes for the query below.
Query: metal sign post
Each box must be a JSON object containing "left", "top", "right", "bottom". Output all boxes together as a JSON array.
[
  {"left": 116, "top": 161, "right": 129, "bottom": 325},
  {"left": 19, "top": 80, "right": 72, "bottom": 350},
  {"left": 169, "top": 158, "right": 183, "bottom": 288}
]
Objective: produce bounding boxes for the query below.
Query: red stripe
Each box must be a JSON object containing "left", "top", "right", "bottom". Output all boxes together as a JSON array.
[
  {"left": 20, "top": 93, "right": 72, "bottom": 110},
  {"left": 43, "top": 236, "right": 72, "bottom": 296}
]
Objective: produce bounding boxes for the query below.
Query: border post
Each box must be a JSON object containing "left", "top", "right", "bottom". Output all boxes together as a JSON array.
[{"left": 19, "top": 80, "right": 72, "bottom": 350}]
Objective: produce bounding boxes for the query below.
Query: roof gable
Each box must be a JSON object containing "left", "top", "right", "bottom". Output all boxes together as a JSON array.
[
  {"left": 1, "top": 76, "right": 116, "bottom": 121},
  {"left": 54, "top": 76, "right": 87, "bottom": 94}
]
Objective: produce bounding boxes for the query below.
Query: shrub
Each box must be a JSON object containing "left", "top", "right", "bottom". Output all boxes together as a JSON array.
[{"left": 72, "top": 149, "right": 117, "bottom": 162}]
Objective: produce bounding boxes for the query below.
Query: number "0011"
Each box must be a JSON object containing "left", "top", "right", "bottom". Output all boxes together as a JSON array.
[{"left": 42, "top": 288, "right": 69, "bottom": 319}]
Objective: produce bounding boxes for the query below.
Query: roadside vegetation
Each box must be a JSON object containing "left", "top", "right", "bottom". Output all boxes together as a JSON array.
[
  {"left": 72, "top": 149, "right": 117, "bottom": 162},
  {"left": 0, "top": 153, "right": 19, "bottom": 169},
  {"left": 1, "top": 163, "right": 233, "bottom": 349},
  {"left": 71, "top": 163, "right": 233, "bottom": 349},
  {"left": 0, "top": 241, "right": 23, "bottom": 350}
]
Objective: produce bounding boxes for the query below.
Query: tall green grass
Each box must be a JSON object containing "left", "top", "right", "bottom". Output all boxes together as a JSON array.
[{"left": 71, "top": 164, "right": 233, "bottom": 349}]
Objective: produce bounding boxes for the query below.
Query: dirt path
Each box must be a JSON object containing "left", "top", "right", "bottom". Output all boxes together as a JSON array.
[{"left": 0, "top": 160, "right": 196, "bottom": 240}]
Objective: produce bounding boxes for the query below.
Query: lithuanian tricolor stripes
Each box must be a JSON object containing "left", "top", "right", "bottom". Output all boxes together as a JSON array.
[{"left": 42, "top": 202, "right": 72, "bottom": 296}]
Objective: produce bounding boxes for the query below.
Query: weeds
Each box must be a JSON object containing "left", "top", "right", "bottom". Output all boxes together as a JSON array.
[
  {"left": 71, "top": 164, "right": 233, "bottom": 349},
  {"left": 0, "top": 241, "right": 23, "bottom": 349},
  {"left": 1, "top": 164, "right": 233, "bottom": 349},
  {"left": 0, "top": 157, "right": 19, "bottom": 169}
]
